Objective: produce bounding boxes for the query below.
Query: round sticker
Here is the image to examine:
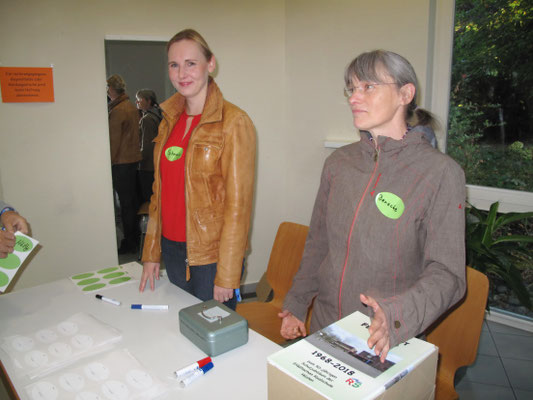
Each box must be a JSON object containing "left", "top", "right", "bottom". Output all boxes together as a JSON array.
[
  {"left": 71, "top": 273, "right": 95, "bottom": 280},
  {"left": 109, "top": 277, "right": 131, "bottom": 285},
  {"left": 97, "top": 267, "right": 118, "bottom": 274},
  {"left": 12, "top": 336, "right": 35, "bottom": 352},
  {"left": 71, "top": 334, "right": 94, "bottom": 349},
  {"left": 102, "top": 272, "right": 124, "bottom": 279},
  {"left": 77, "top": 278, "right": 100, "bottom": 286},
  {"left": 101, "top": 380, "right": 129, "bottom": 400},
  {"left": 59, "top": 372, "right": 85, "bottom": 392},
  {"left": 76, "top": 392, "right": 102, "bottom": 400},
  {"left": 31, "top": 381, "right": 58, "bottom": 400},
  {"left": 375, "top": 192, "right": 405, "bottom": 220},
  {"left": 25, "top": 350, "right": 49, "bottom": 368},
  {"left": 36, "top": 329, "right": 58, "bottom": 343},
  {"left": 15, "top": 236, "right": 33, "bottom": 252},
  {"left": 48, "top": 342, "right": 73, "bottom": 358},
  {"left": 0, "top": 253, "right": 21, "bottom": 269},
  {"left": 165, "top": 146, "right": 183, "bottom": 161},
  {"left": 83, "top": 283, "right": 107, "bottom": 292},
  {"left": 85, "top": 362, "right": 110, "bottom": 381},
  {"left": 57, "top": 321, "right": 79, "bottom": 335},
  {"left": 0, "top": 271, "right": 9, "bottom": 287}
]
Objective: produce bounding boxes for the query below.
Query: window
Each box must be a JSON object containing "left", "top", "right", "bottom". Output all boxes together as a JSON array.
[{"left": 446, "top": 0, "right": 533, "bottom": 193}]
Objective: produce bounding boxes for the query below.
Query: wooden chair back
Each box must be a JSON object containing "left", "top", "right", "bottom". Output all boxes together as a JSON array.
[
  {"left": 266, "top": 222, "right": 309, "bottom": 309},
  {"left": 426, "top": 266, "right": 489, "bottom": 400}
]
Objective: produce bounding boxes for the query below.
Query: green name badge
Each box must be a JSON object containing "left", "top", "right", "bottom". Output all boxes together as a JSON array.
[
  {"left": 375, "top": 192, "right": 405, "bottom": 219},
  {"left": 165, "top": 146, "right": 183, "bottom": 161}
]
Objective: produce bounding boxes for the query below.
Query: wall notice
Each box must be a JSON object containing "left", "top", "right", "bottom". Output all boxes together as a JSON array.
[{"left": 0, "top": 67, "right": 54, "bottom": 103}]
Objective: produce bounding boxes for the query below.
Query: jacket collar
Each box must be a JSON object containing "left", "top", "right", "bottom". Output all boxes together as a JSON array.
[
  {"left": 360, "top": 125, "right": 433, "bottom": 154},
  {"left": 108, "top": 93, "right": 129, "bottom": 111},
  {"left": 160, "top": 77, "right": 223, "bottom": 125}
]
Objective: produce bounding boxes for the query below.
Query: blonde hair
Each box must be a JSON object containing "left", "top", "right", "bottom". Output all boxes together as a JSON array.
[{"left": 166, "top": 29, "right": 213, "bottom": 61}]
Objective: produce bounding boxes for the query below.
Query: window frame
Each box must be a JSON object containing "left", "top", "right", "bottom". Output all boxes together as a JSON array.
[{"left": 431, "top": 0, "right": 533, "bottom": 213}]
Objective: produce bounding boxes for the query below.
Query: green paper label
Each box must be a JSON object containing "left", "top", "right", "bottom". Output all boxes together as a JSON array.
[
  {"left": 14, "top": 236, "right": 33, "bottom": 252},
  {"left": 0, "top": 253, "right": 21, "bottom": 269},
  {"left": 77, "top": 278, "right": 100, "bottom": 286},
  {"left": 375, "top": 192, "right": 405, "bottom": 220},
  {"left": 103, "top": 272, "right": 124, "bottom": 279},
  {"left": 165, "top": 146, "right": 183, "bottom": 161},
  {"left": 71, "top": 272, "right": 95, "bottom": 280},
  {"left": 97, "top": 267, "right": 118, "bottom": 274},
  {"left": 109, "top": 276, "right": 132, "bottom": 285},
  {"left": 83, "top": 283, "right": 107, "bottom": 291}
]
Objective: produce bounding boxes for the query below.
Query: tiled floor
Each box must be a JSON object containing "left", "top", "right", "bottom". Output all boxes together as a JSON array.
[{"left": 455, "top": 320, "right": 533, "bottom": 400}]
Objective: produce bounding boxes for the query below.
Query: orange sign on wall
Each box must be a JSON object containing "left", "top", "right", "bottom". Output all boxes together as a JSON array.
[{"left": 0, "top": 67, "right": 55, "bottom": 103}]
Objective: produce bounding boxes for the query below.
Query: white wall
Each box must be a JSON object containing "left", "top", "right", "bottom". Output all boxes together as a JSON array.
[{"left": 0, "top": 0, "right": 454, "bottom": 290}]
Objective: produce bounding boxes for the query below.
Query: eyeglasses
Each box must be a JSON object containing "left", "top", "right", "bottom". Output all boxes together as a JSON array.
[{"left": 344, "top": 82, "right": 397, "bottom": 97}]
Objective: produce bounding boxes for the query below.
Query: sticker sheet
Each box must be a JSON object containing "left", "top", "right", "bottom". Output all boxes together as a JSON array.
[
  {"left": 24, "top": 349, "right": 169, "bottom": 400},
  {"left": 70, "top": 265, "right": 134, "bottom": 293},
  {"left": 0, "top": 313, "right": 122, "bottom": 380},
  {"left": 0, "top": 231, "right": 39, "bottom": 292}
]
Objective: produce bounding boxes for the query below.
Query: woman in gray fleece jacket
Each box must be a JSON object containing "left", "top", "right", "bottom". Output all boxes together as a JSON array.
[{"left": 280, "top": 50, "right": 466, "bottom": 362}]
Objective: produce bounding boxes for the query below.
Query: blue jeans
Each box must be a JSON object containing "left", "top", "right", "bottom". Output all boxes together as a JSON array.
[{"left": 161, "top": 236, "right": 241, "bottom": 310}]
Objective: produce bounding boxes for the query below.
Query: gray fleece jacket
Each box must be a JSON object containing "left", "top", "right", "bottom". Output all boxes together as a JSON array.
[{"left": 284, "top": 126, "right": 466, "bottom": 347}]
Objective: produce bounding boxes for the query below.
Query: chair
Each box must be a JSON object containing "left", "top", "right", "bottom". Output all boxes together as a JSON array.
[
  {"left": 426, "top": 267, "right": 489, "bottom": 400},
  {"left": 236, "top": 222, "right": 309, "bottom": 344}
]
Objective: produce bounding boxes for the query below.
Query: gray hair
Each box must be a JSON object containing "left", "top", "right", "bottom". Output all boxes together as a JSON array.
[{"left": 344, "top": 50, "right": 435, "bottom": 127}]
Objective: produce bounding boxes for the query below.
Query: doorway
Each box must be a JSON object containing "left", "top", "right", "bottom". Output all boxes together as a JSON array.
[{"left": 104, "top": 39, "right": 173, "bottom": 263}]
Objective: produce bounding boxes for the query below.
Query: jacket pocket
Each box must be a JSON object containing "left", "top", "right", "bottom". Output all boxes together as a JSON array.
[
  {"left": 190, "top": 142, "right": 222, "bottom": 173},
  {"left": 193, "top": 206, "right": 224, "bottom": 245}
]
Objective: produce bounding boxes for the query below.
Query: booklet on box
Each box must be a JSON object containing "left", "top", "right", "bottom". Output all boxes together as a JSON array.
[{"left": 267, "top": 311, "right": 437, "bottom": 400}]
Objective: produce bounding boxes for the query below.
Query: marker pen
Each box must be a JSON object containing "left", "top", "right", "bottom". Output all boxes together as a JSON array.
[
  {"left": 174, "top": 357, "right": 212, "bottom": 379},
  {"left": 381, "top": 365, "right": 414, "bottom": 392},
  {"left": 95, "top": 294, "right": 121, "bottom": 306},
  {"left": 234, "top": 288, "right": 242, "bottom": 302},
  {"left": 131, "top": 304, "right": 169, "bottom": 310},
  {"left": 179, "top": 362, "right": 213, "bottom": 388}
]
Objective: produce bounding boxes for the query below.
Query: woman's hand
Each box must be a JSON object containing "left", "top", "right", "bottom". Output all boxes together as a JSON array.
[
  {"left": 360, "top": 293, "right": 390, "bottom": 363},
  {"left": 279, "top": 310, "right": 306, "bottom": 340},
  {"left": 139, "top": 262, "right": 160, "bottom": 292},
  {"left": 214, "top": 285, "right": 234, "bottom": 303}
]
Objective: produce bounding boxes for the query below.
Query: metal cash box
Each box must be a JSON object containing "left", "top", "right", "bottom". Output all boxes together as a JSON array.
[{"left": 179, "top": 299, "right": 248, "bottom": 356}]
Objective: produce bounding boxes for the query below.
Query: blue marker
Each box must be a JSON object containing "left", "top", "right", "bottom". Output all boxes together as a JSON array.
[
  {"left": 179, "top": 362, "right": 214, "bottom": 387},
  {"left": 131, "top": 304, "right": 168, "bottom": 310},
  {"left": 235, "top": 288, "right": 242, "bottom": 302}
]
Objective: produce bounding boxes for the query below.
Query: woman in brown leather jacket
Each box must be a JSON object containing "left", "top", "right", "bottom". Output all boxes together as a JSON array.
[{"left": 139, "top": 29, "right": 256, "bottom": 311}]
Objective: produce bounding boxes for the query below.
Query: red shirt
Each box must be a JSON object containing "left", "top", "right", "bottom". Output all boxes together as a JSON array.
[{"left": 160, "top": 112, "right": 202, "bottom": 241}]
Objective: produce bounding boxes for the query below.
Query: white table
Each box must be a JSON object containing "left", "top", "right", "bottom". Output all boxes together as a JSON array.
[{"left": 0, "top": 262, "right": 281, "bottom": 399}]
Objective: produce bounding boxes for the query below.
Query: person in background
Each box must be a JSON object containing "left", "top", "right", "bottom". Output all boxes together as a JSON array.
[
  {"left": 107, "top": 74, "right": 142, "bottom": 254},
  {"left": 139, "top": 29, "right": 256, "bottom": 311},
  {"left": 0, "top": 200, "right": 29, "bottom": 258},
  {"left": 135, "top": 89, "right": 163, "bottom": 203},
  {"left": 280, "top": 50, "right": 466, "bottom": 361}
]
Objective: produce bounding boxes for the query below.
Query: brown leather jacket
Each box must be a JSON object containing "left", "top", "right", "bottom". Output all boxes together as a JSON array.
[
  {"left": 108, "top": 94, "right": 141, "bottom": 165},
  {"left": 141, "top": 79, "right": 256, "bottom": 289}
]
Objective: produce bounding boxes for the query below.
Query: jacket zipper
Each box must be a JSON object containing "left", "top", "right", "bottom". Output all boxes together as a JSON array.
[{"left": 338, "top": 144, "right": 380, "bottom": 319}]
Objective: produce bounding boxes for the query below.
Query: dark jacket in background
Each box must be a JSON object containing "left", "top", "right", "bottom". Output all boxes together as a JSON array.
[{"left": 139, "top": 106, "right": 162, "bottom": 171}]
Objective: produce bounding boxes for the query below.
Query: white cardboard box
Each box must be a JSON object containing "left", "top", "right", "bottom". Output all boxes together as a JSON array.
[{"left": 267, "top": 311, "right": 437, "bottom": 400}]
